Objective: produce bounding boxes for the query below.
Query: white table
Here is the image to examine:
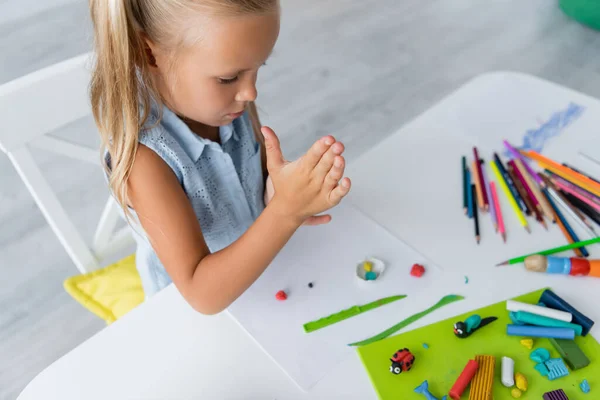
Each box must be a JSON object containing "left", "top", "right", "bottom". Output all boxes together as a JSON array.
[{"left": 18, "top": 72, "right": 600, "bottom": 400}]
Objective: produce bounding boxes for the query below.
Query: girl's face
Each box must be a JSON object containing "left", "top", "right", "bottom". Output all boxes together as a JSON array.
[{"left": 150, "top": 10, "right": 280, "bottom": 127}]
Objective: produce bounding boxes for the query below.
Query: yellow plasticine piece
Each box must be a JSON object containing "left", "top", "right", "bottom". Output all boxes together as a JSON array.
[
  {"left": 515, "top": 372, "right": 527, "bottom": 392},
  {"left": 511, "top": 388, "right": 522, "bottom": 398},
  {"left": 469, "top": 355, "right": 495, "bottom": 400},
  {"left": 520, "top": 338, "right": 533, "bottom": 350},
  {"left": 363, "top": 261, "right": 373, "bottom": 272}
]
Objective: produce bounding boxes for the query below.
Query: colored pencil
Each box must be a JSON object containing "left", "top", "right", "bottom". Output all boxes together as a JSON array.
[
  {"left": 551, "top": 175, "right": 600, "bottom": 212},
  {"left": 491, "top": 181, "right": 506, "bottom": 242},
  {"left": 496, "top": 236, "right": 600, "bottom": 266},
  {"left": 503, "top": 140, "right": 543, "bottom": 185},
  {"left": 509, "top": 160, "right": 544, "bottom": 226},
  {"left": 543, "top": 188, "right": 588, "bottom": 257},
  {"left": 472, "top": 184, "right": 480, "bottom": 244},
  {"left": 523, "top": 150, "right": 600, "bottom": 198},
  {"left": 466, "top": 168, "right": 473, "bottom": 218},
  {"left": 473, "top": 147, "right": 489, "bottom": 210},
  {"left": 472, "top": 161, "right": 485, "bottom": 211},
  {"left": 547, "top": 187, "right": 596, "bottom": 239},
  {"left": 494, "top": 153, "right": 527, "bottom": 212},
  {"left": 509, "top": 159, "right": 540, "bottom": 209},
  {"left": 515, "top": 159, "right": 555, "bottom": 222},
  {"left": 490, "top": 160, "right": 530, "bottom": 233},
  {"left": 562, "top": 191, "right": 600, "bottom": 226},
  {"left": 462, "top": 156, "right": 468, "bottom": 214},
  {"left": 541, "top": 174, "right": 595, "bottom": 232},
  {"left": 507, "top": 163, "right": 534, "bottom": 216},
  {"left": 481, "top": 161, "right": 497, "bottom": 231},
  {"left": 562, "top": 163, "right": 600, "bottom": 185}
]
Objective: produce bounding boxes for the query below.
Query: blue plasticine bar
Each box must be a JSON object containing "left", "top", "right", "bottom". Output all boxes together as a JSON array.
[
  {"left": 506, "top": 325, "right": 575, "bottom": 339},
  {"left": 540, "top": 289, "right": 594, "bottom": 336},
  {"left": 513, "top": 311, "right": 583, "bottom": 335}
]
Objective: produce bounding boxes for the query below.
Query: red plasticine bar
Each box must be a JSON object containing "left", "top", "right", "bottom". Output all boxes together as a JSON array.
[{"left": 449, "top": 359, "right": 479, "bottom": 400}]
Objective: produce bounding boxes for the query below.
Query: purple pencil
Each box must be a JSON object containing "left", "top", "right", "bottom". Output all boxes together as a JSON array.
[
  {"left": 503, "top": 140, "right": 544, "bottom": 185},
  {"left": 480, "top": 162, "right": 497, "bottom": 231}
]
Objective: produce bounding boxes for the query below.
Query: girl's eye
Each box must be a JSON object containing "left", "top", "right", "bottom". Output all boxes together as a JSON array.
[{"left": 218, "top": 76, "right": 239, "bottom": 84}]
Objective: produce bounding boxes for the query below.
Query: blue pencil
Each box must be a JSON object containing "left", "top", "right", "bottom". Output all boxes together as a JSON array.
[
  {"left": 544, "top": 188, "right": 590, "bottom": 257},
  {"left": 467, "top": 169, "right": 473, "bottom": 218}
]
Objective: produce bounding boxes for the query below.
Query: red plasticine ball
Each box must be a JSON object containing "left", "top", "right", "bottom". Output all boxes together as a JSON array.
[
  {"left": 410, "top": 264, "right": 425, "bottom": 277},
  {"left": 275, "top": 290, "right": 287, "bottom": 301}
]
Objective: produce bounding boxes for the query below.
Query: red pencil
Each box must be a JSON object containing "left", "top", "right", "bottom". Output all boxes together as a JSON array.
[{"left": 473, "top": 147, "right": 489, "bottom": 211}]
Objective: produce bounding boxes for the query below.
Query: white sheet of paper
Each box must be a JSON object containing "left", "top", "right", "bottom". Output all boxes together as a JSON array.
[
  {"left": 227, "top": 203, "right": 439, "bottom": 390},
  {"left": 347, "top": 72, "right": 600, "bottom": 280}
]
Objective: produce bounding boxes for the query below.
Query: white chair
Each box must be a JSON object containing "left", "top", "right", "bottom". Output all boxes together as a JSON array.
[{"left": 0, "top": 53, "right": 135, "bottom": 275}]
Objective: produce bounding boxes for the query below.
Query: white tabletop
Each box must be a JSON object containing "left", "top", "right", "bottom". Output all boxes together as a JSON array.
[{"left": 18, "top": 72, "right": 600, "bottom": 400}]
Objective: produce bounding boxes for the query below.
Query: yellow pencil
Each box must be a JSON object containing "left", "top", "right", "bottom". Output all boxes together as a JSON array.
[{"left": 490, "top": 160, "right": 530, "bottom": 233}]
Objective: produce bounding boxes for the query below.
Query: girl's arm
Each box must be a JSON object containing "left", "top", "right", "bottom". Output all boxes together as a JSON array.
[{"left": 127, "top": 127, "right": 350, "bottom": 314}]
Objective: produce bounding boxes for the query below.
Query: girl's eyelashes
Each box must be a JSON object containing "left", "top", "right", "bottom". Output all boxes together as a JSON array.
[
  {"left": 217, "top": 76, "right": 239, "bottom": 84},
  {"left": 217, "top": 63, "right": 266, "bottom": 84}
]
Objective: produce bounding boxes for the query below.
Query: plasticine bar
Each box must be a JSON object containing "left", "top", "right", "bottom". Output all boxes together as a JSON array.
[
  {"left": 501, "top": 357, "right": 515, "bottom": 387},
  {"left": 469, "top": 355, "right": 495, "bottom": 400},
  {"left": 506, "top": 325, "right": 575, "bottom": 339},
  {"left": 513, "top": 311, "right": 583, "bottom": 335},
  {"left": 549, "top": 338, "right": 590, "bottom": 370},
  {"left": 506, "top": 300, "right": 572, "bottom": 322},
  {"left": 449, "top": 359, "right": 478, "bottom": 400},
  {"left": 543, "top": 388, "right": 569, "bottom": 400},
  {"left": 539, "top": 289, "right": 595, "bottom": 336}
]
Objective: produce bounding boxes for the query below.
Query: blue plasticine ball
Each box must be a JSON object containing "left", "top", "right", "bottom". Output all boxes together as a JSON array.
[{"left": 365, "top": 271, "right": 377, "bottom": 281}]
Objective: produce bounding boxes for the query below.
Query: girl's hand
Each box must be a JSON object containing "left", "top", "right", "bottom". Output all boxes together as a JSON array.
[
  {"left": 264, "top": 176, "right": 333, "bottom": 226},
  {"left": 261, "top": 126, "right": 351, "bottom": 226}
]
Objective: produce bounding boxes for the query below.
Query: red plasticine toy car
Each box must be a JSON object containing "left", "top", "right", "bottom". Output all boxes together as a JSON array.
[{"left": 389, "top": 348, "right": 415, "bottom": 374}]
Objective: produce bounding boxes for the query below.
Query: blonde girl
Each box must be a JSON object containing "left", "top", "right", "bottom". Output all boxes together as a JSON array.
[{"left": 89, "top": 0, "right": 351, "bottom": 313}]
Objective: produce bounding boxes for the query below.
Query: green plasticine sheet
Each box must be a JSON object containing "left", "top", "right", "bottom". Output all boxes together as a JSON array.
[{"left": 356, "top": 288, "right": 600, "bottom": 400}]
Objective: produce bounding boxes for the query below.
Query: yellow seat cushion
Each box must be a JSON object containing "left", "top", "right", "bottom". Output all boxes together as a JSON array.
[{"left": 64, "top": 254, "right": 144, "bottom": 324}]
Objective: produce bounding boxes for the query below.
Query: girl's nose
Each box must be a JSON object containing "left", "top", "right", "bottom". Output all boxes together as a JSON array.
[{"left": 235, "top": 83, "right": 257, "bottom": 102}]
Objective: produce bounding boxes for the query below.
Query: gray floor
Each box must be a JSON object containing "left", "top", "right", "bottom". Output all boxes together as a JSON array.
[{"left": 1, "top": 0, "right": 600, "bottom": 398}]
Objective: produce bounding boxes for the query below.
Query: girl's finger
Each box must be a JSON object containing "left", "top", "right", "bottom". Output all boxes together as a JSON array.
[
  {"left": 328, "top": 177, "right": 351, "bottom": 205},
  {"left": 324, "top": 156, "right": 345, "bottom": 190},
  {"left": 301, "top": 136, "right": 335, "bottom": 170},
  {"left": 312, "top": 141, "right": 344, "bottom": 182}
]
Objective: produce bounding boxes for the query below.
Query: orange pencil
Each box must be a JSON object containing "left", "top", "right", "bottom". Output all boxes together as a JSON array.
[
  {"left": 472, "top": 161, "right": 485, "bottom": 211},
  {"left": 522, "top": 150, "right": 600, "bottom": 197}
]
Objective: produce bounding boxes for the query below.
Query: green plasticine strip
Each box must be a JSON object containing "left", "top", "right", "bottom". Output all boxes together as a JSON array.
[
  {"left": 303, "top": 295, "right": 407, "bottom": 333},
  {"left": 348, "top": 294, "right": 465, "bottom": 347}
]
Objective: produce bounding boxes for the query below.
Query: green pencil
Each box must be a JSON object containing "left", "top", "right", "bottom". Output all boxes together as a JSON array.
[{"left": 496, "top": 236, "right": 600, "bottom": 266}]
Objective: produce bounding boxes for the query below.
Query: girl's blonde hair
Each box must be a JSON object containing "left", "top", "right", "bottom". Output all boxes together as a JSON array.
[{"left": 89, "top": 0, "right": 275, "bottom": 216}]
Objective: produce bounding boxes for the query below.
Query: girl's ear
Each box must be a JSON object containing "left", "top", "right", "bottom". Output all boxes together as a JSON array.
[
  {"left": 145, "top": 46, "right": 157, "bottom": 68},
  {"left": 141, "top": 34, "right": 158, "bottom": 68}
]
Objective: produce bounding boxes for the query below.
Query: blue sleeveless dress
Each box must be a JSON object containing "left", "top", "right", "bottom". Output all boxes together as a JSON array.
[{"left": 130, "top": 105, "right": 265, "bottom": 297}]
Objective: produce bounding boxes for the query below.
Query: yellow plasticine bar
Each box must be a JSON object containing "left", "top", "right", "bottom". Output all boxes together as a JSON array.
[{"left": 469, "top": 355, "right": 495, "bottom": 400}]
